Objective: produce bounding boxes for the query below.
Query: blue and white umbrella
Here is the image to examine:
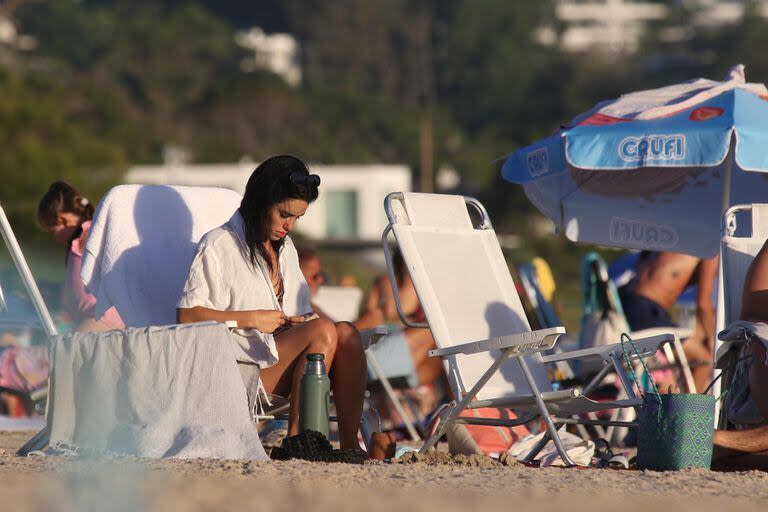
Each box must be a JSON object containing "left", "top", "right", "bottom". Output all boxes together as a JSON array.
[{"left": 502, "top": 66, "right": 768, "bottom": 259}]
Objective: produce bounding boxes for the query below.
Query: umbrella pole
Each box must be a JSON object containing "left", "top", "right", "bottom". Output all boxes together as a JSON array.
[{"left": 713, "top": 147, "right": 734, "bottom": 425}]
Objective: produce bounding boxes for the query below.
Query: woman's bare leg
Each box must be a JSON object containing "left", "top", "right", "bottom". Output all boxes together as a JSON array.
[
  {"left": 259, "top": 318, "right": 338, "bottom": 437},
  {"left": 332, "top": 322, "right": 366, "bottom": 449}
]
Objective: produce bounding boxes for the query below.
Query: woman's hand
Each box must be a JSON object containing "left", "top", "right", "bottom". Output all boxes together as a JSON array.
[
  {"left": 248, "top": 310, "right": 288, "bottom": 333},
  {"left": 287, "top": 313, "right": 319, "bottom": 324}
]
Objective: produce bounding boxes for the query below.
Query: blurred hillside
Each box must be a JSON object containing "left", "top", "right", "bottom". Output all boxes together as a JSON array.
[{"left": 2, "top": 0, "right": 768, "bottom": 327}]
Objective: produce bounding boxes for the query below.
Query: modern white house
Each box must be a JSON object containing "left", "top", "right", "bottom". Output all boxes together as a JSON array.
[
  {"left": 124, "top": 160, "right": 412, "bottom": 246},
  {"left": 538, "top": 0, "right": 768, "bottom": 54},
  {"left": 685, "top": 0, "right": 768, "bottom": 26},
  {"left": 537, "top": 0, "right": 669, "bottom": 53}
]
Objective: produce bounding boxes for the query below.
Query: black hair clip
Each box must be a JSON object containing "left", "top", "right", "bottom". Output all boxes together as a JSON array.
[{"left": 289, "top": 170, "right": 321, "bottom": 188}]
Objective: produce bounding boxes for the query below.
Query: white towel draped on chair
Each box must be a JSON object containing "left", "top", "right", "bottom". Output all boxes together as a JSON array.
[
  {"left": 81, "top": 184, "right": 242, "bottom": 327},
  {"left": 47, "top": 322, "right": 267, "bottom": 459}
]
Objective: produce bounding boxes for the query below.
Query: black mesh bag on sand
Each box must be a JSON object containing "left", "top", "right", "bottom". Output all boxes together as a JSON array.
[{"left": 269, "top": 430, "right": 366, "bottom": 464}]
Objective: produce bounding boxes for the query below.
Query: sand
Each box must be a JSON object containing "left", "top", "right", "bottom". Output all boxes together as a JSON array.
[{"left": 1, "top": 431, "right": 767, "bottom": 512}]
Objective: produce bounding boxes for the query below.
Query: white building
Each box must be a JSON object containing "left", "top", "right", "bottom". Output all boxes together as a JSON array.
[
  {"left": 124, "top": 161, "right": 411, "bottom": 244},
  {"left": 235, "top": 27, "right": 302, "bottom": 87},
  {"left": 684, "top": 0, "right": 768, "bottom": 26},
  {"left": 538, "top": 0, "right": 668, "bottom": 53},
  {"left": 539, "top": 0, "right": 768, "bottom": 54},
  {"left": 0, "top": 15, "right": 36, "bottom": 50}
]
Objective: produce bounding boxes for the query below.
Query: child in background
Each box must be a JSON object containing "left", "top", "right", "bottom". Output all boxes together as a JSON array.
[{"left": 37, "top": 181, "right": 124, "bottom": 332}]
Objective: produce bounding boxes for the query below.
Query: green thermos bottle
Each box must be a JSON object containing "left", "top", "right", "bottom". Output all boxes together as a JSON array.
[{"left": 298, "top": 353, "right": 331, "bottom": 438}]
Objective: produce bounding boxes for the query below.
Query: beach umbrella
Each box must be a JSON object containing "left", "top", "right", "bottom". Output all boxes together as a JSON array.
[
  {"left": 501, "top": 65, "right": 768, "bottom": 259},
  {"left": 502, "top": 66, "right": 768, "bottom": 412}
]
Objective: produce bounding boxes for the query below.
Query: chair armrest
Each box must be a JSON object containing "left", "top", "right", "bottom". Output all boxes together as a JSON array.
[
  {"left": 540, "top": 333, "right": 672, "bottom": 364},
  {"left": 361, "top": 326, "right": 389, "bottom": 350},
  {"left": 428, "top": 327, "right": 566, "bottom": 358},
  {"left": 631, "top": 326, "right": 690, "bottom": 341}
]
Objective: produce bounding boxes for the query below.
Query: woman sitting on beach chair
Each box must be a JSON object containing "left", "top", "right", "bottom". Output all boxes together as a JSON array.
[{"left": 176, "top": 155, "right": 367, "bottom": 450}]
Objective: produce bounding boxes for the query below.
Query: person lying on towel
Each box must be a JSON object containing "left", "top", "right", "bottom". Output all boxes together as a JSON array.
[{"left": 176, "top": 155, "right": 366, "bottom": 450}]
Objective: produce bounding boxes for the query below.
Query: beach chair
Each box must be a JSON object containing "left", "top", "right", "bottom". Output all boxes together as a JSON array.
[
  {"left": 15, "top": 184, "right": 247, "bottom": 455},
  {"left": 515, "top": 263, "right": 562, "bottom": 333},
  {"left": 313, "top": 286, "right": 364, "bottom": 322},
  {"left": 716, "top": 203, "right": 768, "bottom": 427},
  {"left": 381, "top": 192, "right": 673, "bottom": 465}
]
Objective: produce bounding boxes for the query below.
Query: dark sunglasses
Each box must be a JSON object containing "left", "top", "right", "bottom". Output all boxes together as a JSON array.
[{"left": 289, "top": 170, "right": 321, "bottom": 188}]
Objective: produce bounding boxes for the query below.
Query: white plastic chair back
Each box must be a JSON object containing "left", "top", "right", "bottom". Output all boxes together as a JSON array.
[
  {"left": 390, "top": 193, "right": 552, "bottom": 401},
  {"left": 722, "top": 204, "right": 768, "bottom": 323},
  {"left": 313, "top": 286, "right": 363, "bottom": 322}
]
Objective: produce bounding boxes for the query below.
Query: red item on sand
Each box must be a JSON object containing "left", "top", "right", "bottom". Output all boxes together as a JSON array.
[{"left": 448, "top": 408, "right": 530, "bottom": 456}]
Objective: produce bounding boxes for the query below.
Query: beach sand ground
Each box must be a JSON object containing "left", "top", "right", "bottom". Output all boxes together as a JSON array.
[{"left": 1, "top": 431, "right": 767, "bottom": 512}]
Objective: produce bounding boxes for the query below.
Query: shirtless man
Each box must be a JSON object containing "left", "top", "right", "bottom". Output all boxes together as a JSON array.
[
  {"left": 712, "top": 240, "right": 768, "bottom": 469},
  {"left": 619, "top": 252, "right": 718, "bottom": 392}
]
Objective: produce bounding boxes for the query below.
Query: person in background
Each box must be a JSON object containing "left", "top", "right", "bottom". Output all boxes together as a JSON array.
[
  {"left": 297, "top": 247, "right": 330, "bottom": 320},
  {"left": 37, "top": 181, "right": 124, "bottom": 332},
  {"left": 356, "top": 249, "right": 446, "bottom": 431},
  {"left": 339, "top": 275, "right": 358, "bottom": 288},
  {"left": 356, "top": 249, "right": 443, "bottom": 389},
  {"left": 618, "top": 252, "right": 716, "bottom": 392}
]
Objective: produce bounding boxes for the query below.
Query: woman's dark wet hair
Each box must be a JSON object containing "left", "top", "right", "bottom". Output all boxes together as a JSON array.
[{"left": 240, "top": 155, "right": 320, "bottom": 271}]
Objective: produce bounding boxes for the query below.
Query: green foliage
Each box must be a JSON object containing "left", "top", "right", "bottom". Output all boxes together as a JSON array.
[
  {"left": 3, "top": 0, "right": 768, "bottom": 317},
  {"left": 0, "top": 68, "right": 125, "bottom": 235}
]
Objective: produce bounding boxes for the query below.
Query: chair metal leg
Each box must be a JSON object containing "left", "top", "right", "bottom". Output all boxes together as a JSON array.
[
  {"left": 609, "top": 352, "right": 639, "bottom": 402},
  {"left": 419, "top": 349, "right": 514, "bottom": 454},
  {"left": 17, "top": 425, "right": 49, "bottom": 456},
  {"left": 365, "top": 351, "right": 421, "bottom": 441},
  {"left": 420, "top": 401, "right": 458, "bottom": 453},
  {"left": 516, "top": 357, "right": 575, "bottom": 467}
]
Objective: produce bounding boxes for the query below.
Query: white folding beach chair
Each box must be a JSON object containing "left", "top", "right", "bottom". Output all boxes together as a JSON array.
[
  {"left": 16, "top": 184, "right": 246, "bottom": 455},
  {"left": 715, "top": 203, "right": 768, "bottom": 427},
  {"left": 720, "top": 204, "right": 768, "bottom": 336},
  {"left": 313, "top": 286, "right": 364, "bottom": 322},
  {"left": 381, "top": 192, "right": 673, "bottom": 465}
]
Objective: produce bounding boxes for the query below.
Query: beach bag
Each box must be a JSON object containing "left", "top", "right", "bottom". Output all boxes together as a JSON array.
[
  {"left": 579, "top": 309, "right": 630, "bottom": 377},
  {"left": 446, "top": 408, "right": 529, "bottom": 456},
  {"left": 581, "top": 310, "right": 628, "bottom": 349},
  {"left": 637, "top": 393, "right": 715, "bottom": 471},
  {"left": 580, "top": 252, "right": 629, "bottom": 351},
  {"left": 622, "top": 334, "right": 716, "bottom": 471}
]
